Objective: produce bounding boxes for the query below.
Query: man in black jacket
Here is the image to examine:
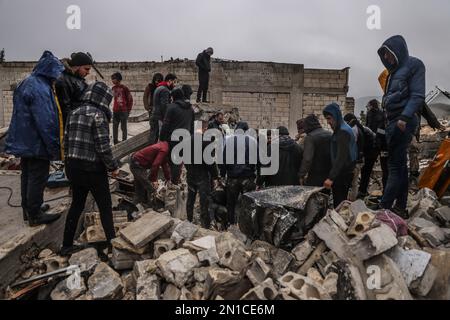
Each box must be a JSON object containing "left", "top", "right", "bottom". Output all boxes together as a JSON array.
[
  {"left": 323, "top": 103, "right": 358, "bottom": 208},
  {"left": 360, "top": 99, "right": 388, "bottom": 197},
  {"left": 221, "top": 122, "right": 257, "bottom": 228},
  {"left": 257, "top": 126, "right": 302, "bottom": 188},
  {"left": 55, "top": 52, "right": 93, "bottom": 125},
  {"left": 185, "top": 120, "right": 219, "bottom": 228},
  {"left": 160, "top": 85, "right": 195, "bottom": 184},
  {"left": 298, "top": 115, "right": 332, "bottom": 187},
  {"left": 149, "top": 73, "right": 177, "bottom": 144},
  {"left": 196, "top": 47, "right": 213, "bottom": 103}
]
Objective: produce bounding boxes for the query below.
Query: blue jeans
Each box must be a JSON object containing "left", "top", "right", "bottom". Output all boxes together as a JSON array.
[{"left": 381, "top": 116, "right": 418, "bottom": 210}]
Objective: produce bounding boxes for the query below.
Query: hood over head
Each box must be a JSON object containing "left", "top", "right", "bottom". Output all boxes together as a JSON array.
[
  {"left": 81, "top": 82, "right": 113, "bottom": 120},
  {"left": 32, "top": 51, "right": 64, "bottom": 80},
  {"left": 378, "top": 35, "right": 409, "bottom": 71},
  {"left": 323, "top": 102, "right": 345, "bottom": 130}
]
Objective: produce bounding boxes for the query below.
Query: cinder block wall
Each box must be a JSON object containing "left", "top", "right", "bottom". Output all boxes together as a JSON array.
[{"left": 0, "top": 60, "right": 353, "bottom": 134}]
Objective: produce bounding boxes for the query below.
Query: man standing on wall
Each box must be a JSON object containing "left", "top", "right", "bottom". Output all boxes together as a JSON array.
[
  {"left": 377, "top": 35, "right": 426, "bottom": 218},
  {"left": 111, "top": 72, "right": 133, "bottom": 145},
  {"left": 196, "top": 47, "right": 214, "bottom": 103}
]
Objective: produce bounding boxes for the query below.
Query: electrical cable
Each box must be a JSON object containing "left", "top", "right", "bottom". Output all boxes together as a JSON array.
[{"left": 0, "top": 186, "right": 71, "bottom": 208}]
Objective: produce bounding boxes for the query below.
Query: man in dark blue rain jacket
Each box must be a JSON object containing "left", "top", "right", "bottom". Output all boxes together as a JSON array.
[
  {"left": 323, "top": 103, "right": 357, "bottom": 208},
  {"left": 377, "top": 35, "right": 425, "bottom": 218},
  {"left": 5, "top": 51, "right": 64, "bottom": 226}
]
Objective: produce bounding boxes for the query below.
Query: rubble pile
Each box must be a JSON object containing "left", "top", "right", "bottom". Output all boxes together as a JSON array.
[{"left": 9, "top": 187, "right": 449, "bottom": 300}]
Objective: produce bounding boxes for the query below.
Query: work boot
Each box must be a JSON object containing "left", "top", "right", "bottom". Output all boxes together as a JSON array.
[
  {"left": 40, "top": 204, "right": 50, "bottom": 212},
  {"left": 60, "top": 244, "right": 90, "bottom": 257},
  {"left": 28, "top": 212, "right": 61, "bottom": 227}
]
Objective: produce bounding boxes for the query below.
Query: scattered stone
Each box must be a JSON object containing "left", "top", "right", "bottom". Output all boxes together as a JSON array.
[
  {"left": 322, "top": 272, "right": 338, "bottom": 297},
  {"left": 120, "top": 211, "right": 173, "bottom": 248},
  {"left": 156, "top": 248, "right": 199, "bottom": 288},
  {"left": 278, "top": 272, "right": 330, "bottom": 300},
  {"left": 163, "top": 283, "right": 181, "bottom": 300},
  {"left": 418, "top": 227, "right": 446, "bottom": 247},
  {"left": 329, "top": 210, "right": 349, "bottom": 232},
  {"left": 197, "top": 247, "right": 220, "bottom": 265},
  {"left": 306, "top": 268, "right": 324, "bottom": 284},
  {"left": 179, "top": 287, "right": 194, "bottom": 300},
  {"left": 434, "top": 207, "right": 450, "bottom": 226},
  {"left": 410, "top": 263, "right": 438, "bottom": 297},
  {"left": 132, "top": 259, "right": 157, "bottom": 283},
  {"left": 246, "top": 257, "right": 271, "bottom": 287},
  {"left": 410, "top": 217, "right": 439, "bottom": 230},
  {"left": 313, "top": 215, "right": 353, "bottom": 261},
  {"left": 111, "top": 236, "right": 149, "bottom": 255},
  {"left": 136, "top": 274, "right": 160, "bottom": 300},
  {"left": 38, "top": 249, "right": 54, "bottom": 259},
  {"left": 154, "top": 239, "right": 176, "bottom": 259},
  {"left": 241, "top": 278, "right": 278, "bottom": 300},
  {"left": 292, "top": 240, "right": 314, "bottom": 265},
  {"left": 87, "top": 262, "right": 123, "bottom": 300},
  {"left": 219, "top": 246, "right": 251, "bottom": 272},
  {"left": 171, "top": 221, "right": 199, "bottom": 246},
  {"left": 350, "top": 224, "right": 398, "bottom": 261},
  {"left": 204, "top": 268, "right": 245, "bottom": 300},
  {"left": 69, "top": 248, "right": 100, "bottom": 274},
  {"left": 51, "top": 278, "right": 87, "bottom": 300},
  {"left": 111, "top": 247, "right": 141, "bottom": 270},
  {"left": 41, "top": 255, "right": 68, "bottom": 272}
]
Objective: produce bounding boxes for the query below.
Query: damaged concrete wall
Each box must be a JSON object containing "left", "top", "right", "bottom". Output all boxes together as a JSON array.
[{"left": 0, "top": 60, "right": 353, "bottom": 133}]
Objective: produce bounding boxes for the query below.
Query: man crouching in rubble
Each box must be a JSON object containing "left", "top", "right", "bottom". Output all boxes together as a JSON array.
[
  {"left": 61, "top": 82, "right": 119, "bottom": 256},
  {"left": 323, "top": 103, "right": 357, "bottom": 208},
  {"left": 377, "top": 35, "right": 425, "bottom": 218},
  {"left": 5, "top": 51, "right": 64, "bottom": 226}
]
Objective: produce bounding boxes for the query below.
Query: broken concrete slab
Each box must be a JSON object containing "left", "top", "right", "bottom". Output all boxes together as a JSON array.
[
  {"left": 120, "top": 212, "right": 173, "bottom": 249},
  {"left": 111, "top": 236, "right": 149, "bottom": 255},
  {"left": 132, "top": 259, "right": 157, "bottom": 284},
  {"left": 197, "top": 247, "right": 220, "bottom": 265},
  {"left": 418, "top": 226, "right": 446, "bottom": 247},
  {"left": 241, "top": 278, "right": 278, "bottom": 300},
  {"left": 410, "top": 217, "right": 439, "bottom": 230},
  {"left": 51, "top": 278, "right": 87, "bottom": 300},
  {"left": 156, "top": 248, "right": 199, "bottom": 288},
  {"left": 272, "top": 248, "right": 294, "bottom": 277},
  {"left": 423, "top": 248, "right": 450, "bottom": 300},
  {"left": 322, "top": 272, "right": 338, "bottom": 297},
  {"left": 410, "top": 263, "right": 438, "bottom": 297},
  {"left": 313, "top": 215, "right": 353, "bottom": 261},
  {"left": 291, "top": 240, "right": 314, "bottom": 265},
  {"left": 347, "top": 211, "right": 376, "bottom": 237},
  {"left": 350, "top": 224, "right": 398, "bottom": 261},
  {"left": 220, "top": 246, "right": 251, "bottom": 273},
  {"left": 246, "top": 257, "right": 271, "bottom": 287},
  {"left": 179, "top": 287, "right": 194, "bottom": 300},
  {"left": 163, "top": 283, "right": 181, "bottom": 300},
  {"left": 68, "top": 248, "right": 100, "bottom": 274},
  {"left": 111, "top": 247, "right": 141, "bottom": 270},
  {"left": 204, "top": 267, "right": 252, "bottom": 300},
  {"left": 434, "top": 206, "right": 450, "bottom": 226},
  {"left": 387, "top": 246, "right": 433, "bottom": 287},
  {"left": 183, "top": 236, "right": 216, "bottom": 252},
  {"left": 365, "top": 254, "right": 412, "bottom": 300},
  {"left": 38, "top": 248, "right": 53, "bottom": 259},
  {"left": 136, "top": 274, "right": 160, "bottom": 300},
  {"left": 171, "top": 221, "right": 199, "bottom": 246},
  {"left": 329, "top": 210, "right": 349, "bottom": 232},
  {"left": 154, "top": 239, "right": 176, "bottom": 259},
  {"left": 278, "top": 272, "right": 330, "bottom": 300},
  {"left": 87, "top": 262, "right": 123, "bottom": 300},
  {"left": 41, "top": 255, "right": 68, "bottom": 273}
]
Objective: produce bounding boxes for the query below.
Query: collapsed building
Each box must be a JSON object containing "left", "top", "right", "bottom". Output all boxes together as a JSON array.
[{"left": 0, "top": 59, "right": 449, "bottom": 301}]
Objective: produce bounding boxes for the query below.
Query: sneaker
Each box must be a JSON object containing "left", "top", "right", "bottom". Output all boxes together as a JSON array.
[{"left": 28, "top": 212, "right": 61, "bottom": 227}]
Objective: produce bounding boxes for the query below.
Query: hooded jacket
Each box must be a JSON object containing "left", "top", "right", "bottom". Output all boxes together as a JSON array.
[
  {"left": 6, "top": 51, "right": 64, "bottom": 161},
  {"left": 378, "top": 35, "right": 426, "bottom": 123},
  {"left": 152, "top": 83, "right": 171, "bottom": 121},
  {"left": 64, "top": 82, "right": 118, "bottom": 172},
  {"left": 323, "top": 103, "right": 357, "bottom": 181},
  {"left": 257, "top": 134, "right": 303, "bottom": 187},
  {"left": 160, "top": 99, "right": 195, "bottom": 143},
  {"left": 299, "top": 116, "right": 333, "bottom": 186},
  {"left": 55, "top": 59, "right": 88, "bottom": 125}
]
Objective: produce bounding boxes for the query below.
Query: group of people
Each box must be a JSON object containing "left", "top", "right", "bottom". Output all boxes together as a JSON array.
[{"left": 4, "top": 35, "right": 441, "bottom": 254}]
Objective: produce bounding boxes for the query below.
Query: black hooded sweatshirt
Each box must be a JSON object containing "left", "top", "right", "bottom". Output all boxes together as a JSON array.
[{"left": 159, "top": 99, "right": 195, "bottom": 143}]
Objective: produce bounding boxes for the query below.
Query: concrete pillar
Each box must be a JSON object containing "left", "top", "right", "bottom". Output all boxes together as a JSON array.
[{"left": 288, "top": 65, "right": 304, "bottom": 135}]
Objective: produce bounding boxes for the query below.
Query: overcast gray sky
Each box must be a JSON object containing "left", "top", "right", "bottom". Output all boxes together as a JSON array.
[{"left": 1, "top": 0, "right": 449, "bottom": 99}]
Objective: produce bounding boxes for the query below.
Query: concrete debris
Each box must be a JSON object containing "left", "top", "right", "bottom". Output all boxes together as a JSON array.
[
  {"left": 163, "top": 283, "right": 181, "bottom": 300},
  {"left": 51, "top": 278, "right": 87, "bottom": 300},
  {"left": 170, "top": 221, "right": 199, "bottom": 246},
  {"left": 219, "top": 246, "right": 251, "bottom": 273},
  {"left": 241, "top": 278, "right": 278, "bottom": 300},
  {"left": 68, "top": 248, "right": 100, "bottom": 275},
  {"left": 156, "top": 248, "right": 199, "bottom": 288},
  {"left": 246, "top": 257, "right": 271, "bottom": 287},
  {"left": 136, "top": 274, "right": 160, "bottom": 300},
  {"left": 347, "top": 211, "right": 376, "bottom": 237},
  {"left": 278, "top": 272, "right": 330, "bottom": 300},
  {"left": 154, "top": 239, "right": 176, "bottom": 259},
  {"left": 87, "top": 262, "right": 124, "bottom": 300},
  {"left": 350, "top": 224, "right": 398, "bottom": 261}
]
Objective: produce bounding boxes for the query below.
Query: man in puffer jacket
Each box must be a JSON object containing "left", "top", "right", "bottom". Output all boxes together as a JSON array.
[
  {"left": 61, "top": 82, "right": 119, "bottom": 255},
  {"left": 377, "top": 35, "right": 426, "bottom": 218},
  {"left": 323, "top": 103, "right": 357, "bottom": 208},
  {"left": 5, "top": 51, "right": 64, "bottom": 226}
]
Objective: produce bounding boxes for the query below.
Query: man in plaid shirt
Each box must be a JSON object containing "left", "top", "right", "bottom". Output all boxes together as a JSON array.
[{"left": 61, "top": 81, "right": 119, "bottom": 255}]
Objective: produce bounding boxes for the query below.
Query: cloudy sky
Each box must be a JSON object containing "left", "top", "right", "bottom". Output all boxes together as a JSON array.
[{"left": 1, "top": 0, "right": 449, "bottom": 99}]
